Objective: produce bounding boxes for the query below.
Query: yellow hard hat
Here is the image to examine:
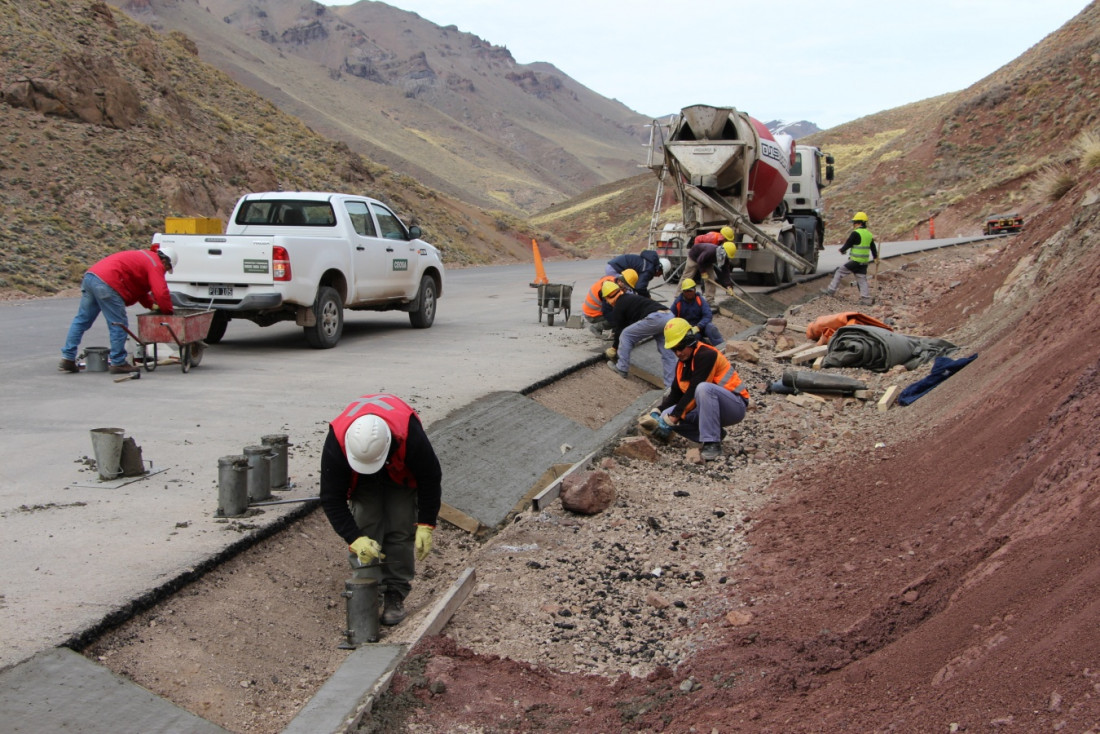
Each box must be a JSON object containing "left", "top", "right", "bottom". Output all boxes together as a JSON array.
[
  {"left": 722, "top": 241, "right": 737, "bottom": 259},
  {"left": 663, "top": 317, "right": 694, "bottom": 350},
  {"left": 852, "top": 211, "right": 869, "bottom": 223},
  {"left": 680, "top": 278, "right": 697, "bottom": 291},
  {"left": 600, "top": 281, "right": 621, "bottom": 298},
  {"left": 720, "top": 226, "right": 735, "bottom": 241},
  {"left": 619, "top": 268, "right": 639, "bottom": 288}
]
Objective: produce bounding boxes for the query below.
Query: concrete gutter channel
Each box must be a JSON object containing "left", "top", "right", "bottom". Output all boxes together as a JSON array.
[
  {"left": 0, "top": 347, "right": 668, "bottom": 734},
  {"left": 1, "top": 241, "right": 994, "bottom": 732}
]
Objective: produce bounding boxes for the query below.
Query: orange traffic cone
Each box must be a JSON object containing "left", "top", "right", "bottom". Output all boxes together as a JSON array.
[{"left": 530, "top": 238, "right": 549, "bottom": 287}]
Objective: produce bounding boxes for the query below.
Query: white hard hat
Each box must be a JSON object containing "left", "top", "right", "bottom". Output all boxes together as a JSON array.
[
  {"left": 157, "top": 245, "right": 178, "bottom": 271},
  {"left": 345, "top": 414, "right": 391, "bottom": 474},
  {"left": 659, "top": 257, "right": 671, "bottom": 276}
]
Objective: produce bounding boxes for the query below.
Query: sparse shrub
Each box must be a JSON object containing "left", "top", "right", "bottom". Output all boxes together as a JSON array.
[
  {"left": 1073, "top": 130, "right": 1100, "bottom": 170},
  {"left": 1033, "top": 163, "right": 1075, "bottom": 202}
]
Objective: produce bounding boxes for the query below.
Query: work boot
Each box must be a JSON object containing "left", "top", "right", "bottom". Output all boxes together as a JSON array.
[
  {"left": 58, "top": 358, "right": 79, "bottom": 373},
  {"left": 859, "top": 296, "right": 874, "bottom": 306},
  {"left": 700, "top": 442, "right": 723, "bottom": 461},
  {"left": 381, "top": 590, "right": 407, "bottom": 626},
  {"left": 822, "top": 288, "right": 836, "bottom": 297},
  {"left": 607, "top": 361, "right": 628, "bottom": 378},
  {"left": 108, "top": 362, "right": 138, "bottom": 374}
]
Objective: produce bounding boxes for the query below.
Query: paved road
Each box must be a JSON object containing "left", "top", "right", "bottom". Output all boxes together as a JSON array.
[{"left": 0, "top": 235, "right": 997, "bottom": 669}]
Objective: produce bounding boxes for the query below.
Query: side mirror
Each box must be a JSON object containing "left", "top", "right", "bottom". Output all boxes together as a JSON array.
[
  {"left": 408, "top": 225, "right": 422, "bottom": 240},
  {"left": 825, "top": 165, "right": 835, "bottom": 182},
  {"left": 825, "top": 154, "right": 835, "bottom": 165}
]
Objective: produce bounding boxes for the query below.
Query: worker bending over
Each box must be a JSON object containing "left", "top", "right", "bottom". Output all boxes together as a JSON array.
[
  {"left": 602, "top": 281, "right": 676, "bottom": 388},
  {"left": 824, "top": 211, "right": 878, "bottom": 306},
  {"left": 605, "top": 250, "right": 670, "bottom": 298},
  {"left": 581, "top": 268, "right": 637, "bottom": 337},
  {"left": 646, "top": 318, "right": 749, "bottom": 462},
  {"left": 685, "top": 229, "right": 737, "bottom": 302},
  {"left": 320, "top": 393, "right": 442, "bottom": 627}
]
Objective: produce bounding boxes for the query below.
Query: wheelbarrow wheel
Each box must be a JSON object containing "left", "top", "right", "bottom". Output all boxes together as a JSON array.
[
  {"left": 545, "top": 299, "right": 556, "bottom": 327},
  {"left": 189, "top": 341, "right": 205, "bottom": 368},
  {"left": 180, "top": 343, "right": 192, "bottom": 373}
]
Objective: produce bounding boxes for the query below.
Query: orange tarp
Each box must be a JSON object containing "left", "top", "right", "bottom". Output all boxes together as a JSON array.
[{"left": 806, "top": 311, "right": 892, "bottom": 345}]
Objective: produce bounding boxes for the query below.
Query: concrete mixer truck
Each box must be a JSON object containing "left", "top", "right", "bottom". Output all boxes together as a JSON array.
[{"left": 646, "top": 104, "right": 834, "bottom": 286}]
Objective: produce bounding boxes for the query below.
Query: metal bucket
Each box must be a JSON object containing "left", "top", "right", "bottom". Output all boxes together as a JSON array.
[
  {"left": 84, "top": 347, "right": 109, "bottom": 372},
  {"left": 243, "top": 444, "right": 273, "bottom": 503},
  {"left": 217, "top": 455, "right": 250, "bottom": 517},
  {"left": 261, "top": 434, "right": 289, "bottom": 489},
  {"left": 90, "top": 427, "right": 125, "bottom": 480}
]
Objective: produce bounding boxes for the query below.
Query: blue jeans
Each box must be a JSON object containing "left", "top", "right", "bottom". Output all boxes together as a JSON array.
[
  {"left": 62, "top": 273, "right": 130, "bottom": 365},
  {"left": 615, "top": 311, "right": 676, "bottom": 387},
  {"left": 663, "top": 382, "right": 747, "bottom": 443}
]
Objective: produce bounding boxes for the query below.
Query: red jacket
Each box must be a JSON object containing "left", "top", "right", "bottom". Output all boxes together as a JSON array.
[{"left": 88, "top": 249, "right": 173, "bottom": 313}]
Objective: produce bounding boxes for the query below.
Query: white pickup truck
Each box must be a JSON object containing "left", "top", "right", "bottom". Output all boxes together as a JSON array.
[{"left": 154, "top": 191, "right": 444, "bottom": 348}]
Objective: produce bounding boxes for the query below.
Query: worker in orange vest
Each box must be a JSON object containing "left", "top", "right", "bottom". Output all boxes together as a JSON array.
[
  {"left": 581, "top": 268, "right": 637, "bottom": 337},
  {"left": 640, "top": 318, "right": 749, "bottom": 461}
]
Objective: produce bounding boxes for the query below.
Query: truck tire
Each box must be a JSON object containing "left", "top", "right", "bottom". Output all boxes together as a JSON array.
[
  {"left": 205, "top": 311, "right": 229, "bottom": 344},
  {"left": 304, "top": 286, "right": 343, "bottom": 349},
  {"left": 408, "top": 275, "right": 437, "bottom": 329}
]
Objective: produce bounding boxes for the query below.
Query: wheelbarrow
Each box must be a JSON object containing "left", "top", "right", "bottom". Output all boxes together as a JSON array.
[
  {"left": 114, "top": 309, "right": 214, "bottom": 373},
  {"left": 536, "top": 282, "right": 573, "bottom": 326}
]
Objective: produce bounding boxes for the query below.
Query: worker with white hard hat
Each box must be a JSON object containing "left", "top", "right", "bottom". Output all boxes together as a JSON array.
[
  {"left": 320, "top": 393, "right": 442, "bottom": 626},
  {"left": 59, "top": 245, "right": 176, "bottom": 375},
  {"left": 604, "top": 250, "right": 670, "bottom": 298},
  {"left": 684, "top": 231, "right": 737, "bottom": 302}
]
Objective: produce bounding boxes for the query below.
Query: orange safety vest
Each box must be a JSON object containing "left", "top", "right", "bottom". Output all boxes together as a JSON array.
[
  {"left": 675, "top": 343, "right": 749, "bottom": 413},
  {"left": 331, "top": 394, "right": 417, "bottom": 491},
  {"left": 583, "top": 275, "right": 618, "bottom": 318}
]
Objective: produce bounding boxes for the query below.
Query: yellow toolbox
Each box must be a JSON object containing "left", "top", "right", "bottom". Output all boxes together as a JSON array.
[{"left": 164, "top": 217, "right": 223, "bottom": 234}]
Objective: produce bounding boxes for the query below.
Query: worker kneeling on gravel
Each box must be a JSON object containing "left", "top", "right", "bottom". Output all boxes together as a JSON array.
[
  {"left": 642, "top": 318, "right": 749, "bottom": 462},
  {"left": 669, "top": 278, "right": 724, "bottom": 347},
  {"left": 582, "top": 268, "right": 637, "bottom": 337},
  {"left": 602, "top": 280, "right": 676, "bottom": 388},
  {"left": 320, "top": 394, "right": 442, "bottom": 627}
]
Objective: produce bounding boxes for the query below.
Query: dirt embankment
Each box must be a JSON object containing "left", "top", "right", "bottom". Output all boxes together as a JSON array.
[{"left": 371, "top": 178, "right": 1100, "bottom": 730}]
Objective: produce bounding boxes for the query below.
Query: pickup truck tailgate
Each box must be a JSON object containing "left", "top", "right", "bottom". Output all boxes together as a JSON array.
[{"left": 164, "top": 235, "right": 275, "bottom": 287}]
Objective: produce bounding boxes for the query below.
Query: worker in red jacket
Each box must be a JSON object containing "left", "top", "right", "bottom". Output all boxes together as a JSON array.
[
  {"left": 59, "top": 246, "right": 176, "bottom": 374},
  {"left": 685, "top": 227, "right": 737, "bottom": 301},
  {"left": 320, "top": 394, "right": 442, "bottom": 627}
]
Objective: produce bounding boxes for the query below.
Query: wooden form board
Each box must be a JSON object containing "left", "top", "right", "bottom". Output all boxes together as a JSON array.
[
  {"left": 791, "top": 345, "right": 829, "bottom": 365},
  {"left": 878, "top": 385, "right": 901, "bottom": 412}
]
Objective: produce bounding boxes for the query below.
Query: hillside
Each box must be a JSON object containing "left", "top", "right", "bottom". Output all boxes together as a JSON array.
[
  {"left": 116, "top": 0, "right": 650, "bottom": 215},
  {"left": 536, "top": 2, "right": 1100, "bottom": 251},
  {"left": 0, "top": 0, "right": 576, "bottom": 298}
]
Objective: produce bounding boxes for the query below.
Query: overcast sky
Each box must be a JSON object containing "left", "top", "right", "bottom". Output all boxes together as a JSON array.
[{"left": 322, "top": 0, "right": 1090, "bottom": 130}]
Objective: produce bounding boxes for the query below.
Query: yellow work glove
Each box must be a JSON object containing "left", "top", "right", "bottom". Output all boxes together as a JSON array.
[
  {"left": 604, "top": 347, "right": 617, "bottom": 360},
  {"left": 349, "top": 536, "right": 384, "bottom": 565},
  {"left": 691, "top": 326, "right": 700, "bottom": 334},
  {"left": 726, "top": 287, "right": 735, "bottom": 296},
  {"left": 414, "top": 524, "right": 434, "bottom": 561}
]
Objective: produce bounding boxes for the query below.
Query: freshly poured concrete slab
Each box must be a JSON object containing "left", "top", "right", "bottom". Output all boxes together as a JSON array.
[{"left": 0, "top": 647, "right": 227, "bottom": 733}]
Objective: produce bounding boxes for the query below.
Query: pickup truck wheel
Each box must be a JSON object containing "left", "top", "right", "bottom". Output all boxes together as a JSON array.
[
  {"left": 409, "top": 275, "right": 437, "bottom": 329},
  {"left": 304, "top": 286, "right": 343, "bottom": 349},
  {"left": 205, "top": 312, "right": 228, "bottom": 344}
]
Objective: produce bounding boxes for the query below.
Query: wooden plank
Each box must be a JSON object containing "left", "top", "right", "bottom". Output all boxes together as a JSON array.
[
  {"left": 437, "top": 502, "right": 481, "bottom": 534},
  {"left": 853, "top": 389, "right": 870, "bottom": 400},
  {"left": 774, "top": 342, "right": 818, "bottom": 359},
  {"left": 532, "top": 450, "right": 598, "bottom": 511},
  {"left": 877, "top": 385, "right": 901, "bottom": 412},
  {"left": 411, "top": 567, "right": 477, "bottom": 640},
  {"left": 811, "top": 356, "right": 825, "bottom": 370},
  {"left": 791, "top": 345, "right": 829, "bottom": 365}
]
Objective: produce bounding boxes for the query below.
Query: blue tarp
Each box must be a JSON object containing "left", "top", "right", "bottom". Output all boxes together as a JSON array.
[{"left": 897, "top": 353, "right": 979, "bottom": 405}]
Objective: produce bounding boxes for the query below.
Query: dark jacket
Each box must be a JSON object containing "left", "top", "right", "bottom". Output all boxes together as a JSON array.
[
  {"left": 687, "top": 242, "right": 734, "bottom": 288},
  {"left": 609, "top": 292, "right": 667, "bottom": 350},
  {"left": 670, "top": 293, "right": 714, "bottom": 331},
  {"left": 608, "top": 251, "right": 662, "bottom": 297},
  {"left": 319, "top": 418, "right": 442, "bottom": 544}
]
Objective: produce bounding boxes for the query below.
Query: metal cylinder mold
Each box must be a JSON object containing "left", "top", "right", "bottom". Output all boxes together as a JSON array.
[
  {"left": 217, "top": 455, "right": 250, "bottom": 517},
  {"left": 242, "top": 444, "right": 273, "bottom": 503},
  {"left": 89, "top": 427, "right": 125, "bottom": 480},
  {"left": 84, "top": 347, "right": 109, "bottom": 372},
  {"left": 341, "top": 577, "right": 380, "bottom": 647},
  {"left": 261, "top": 434, "right": 289, "bottom": 489}
]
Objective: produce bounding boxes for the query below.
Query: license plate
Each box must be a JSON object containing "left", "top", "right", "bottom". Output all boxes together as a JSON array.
[{"left": 208, "top": 285, "right": 234, "bottom": 297}]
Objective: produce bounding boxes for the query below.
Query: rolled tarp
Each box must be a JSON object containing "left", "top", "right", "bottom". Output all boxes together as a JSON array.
[
  {"left": 781, "top": 369, "right": 868, "bottom": 395},
  {"left": 822, "top": 325, "right": 958, "bottom": 372}
]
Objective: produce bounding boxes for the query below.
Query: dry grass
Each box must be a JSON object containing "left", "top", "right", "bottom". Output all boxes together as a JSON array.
[
  {"left": 1074, "top": 129, "right": 1100, "bottom": 170},
  {"left": 1033, "top": 163, "right": 1076, "bottom": 202}
]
